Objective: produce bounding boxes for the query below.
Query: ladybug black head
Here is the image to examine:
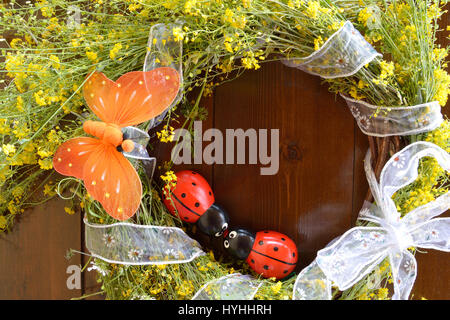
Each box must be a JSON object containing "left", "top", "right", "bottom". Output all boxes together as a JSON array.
[
  {"left": 223, "top": 227, "right": 255, "bottom": 260},
  {"left": 197, "top": 203, "right": 230, "bottom": 237}
]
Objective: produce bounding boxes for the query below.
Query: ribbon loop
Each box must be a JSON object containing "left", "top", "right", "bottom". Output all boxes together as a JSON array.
[
  {"left": 121, "top": 126, "right": 156, "bottom": 182},
  {"left": 84, "top": 217, "right": 205, "bottom": 265},
  {"left": 144, "top": 21, "right": 184, "bottom": 130},
  {"left": 389, "top": 249, "right": 417, "bottom": 300},
  {"left": 342, "top": 95, "right": 443, "bottom": 137},
  {"left": 121, "top": 126, "right": 152, "bottom": 160},
  {"left": 316, "top": 227, "right": 391, "bottom": 290},
  {"left": 282, "top": 21, "right": 381, "bottom": 79},
  {"left": 409, "top": 218, "right": 450, "bottom": 252},
  {"left": 192, "top": 274, "right": 262, "bottom": 300},
  {"left": 293, "top": 260, "right": 332, "bottom": 300}
]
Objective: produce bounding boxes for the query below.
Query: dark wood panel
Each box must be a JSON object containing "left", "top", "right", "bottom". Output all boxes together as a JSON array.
[
  {"left": 0, "top": 198, "right": 81, "bottom": 299},
  {"left": 212, "top": 61, "right": 356, "bottom": 269}
]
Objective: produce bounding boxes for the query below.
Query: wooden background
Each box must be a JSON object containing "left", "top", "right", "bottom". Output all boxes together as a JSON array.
[{"left": 0, "top": 10, "right": 449, "bottom": 300}]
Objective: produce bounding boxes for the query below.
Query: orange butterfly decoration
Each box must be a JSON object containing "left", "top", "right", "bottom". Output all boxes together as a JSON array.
[{"left": 53, "top": 67, "right": 180, "bottom": 221}]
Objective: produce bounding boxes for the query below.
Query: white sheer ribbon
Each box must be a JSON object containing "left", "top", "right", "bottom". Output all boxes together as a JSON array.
[
  {"left": 144, "top": 22, "right": 184, "bottom": 130},
  {"left": 84, "top": 217, "right": 205, "bottom": 265},
  {"left": 293, "top": 141, "right": 450, "bottom": 300},
  {"left": 292, "top": 260, "right": 332, "bottom": 300},
  {"left": 121, "top": 126, "right": 156, "bottom": 182},
  {"left": 282, "top": 21, "right": 381, "bottom": 79},
  {"left": 192, "top": 273, "right": 263, "bottom": 300},
  {"left": 342, "top": 95, "right": 444, "bottom": 137}
]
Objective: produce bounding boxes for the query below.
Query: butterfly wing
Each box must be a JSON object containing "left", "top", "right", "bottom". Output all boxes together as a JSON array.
[
  {"left": 82, "top": 67, "right": 180, "bottom": 127},
  {"left": 82, "top": 72, "right": 118, "bottom": 123},
  {"left": 53, "top": 137, "right": 101, "bottom": 179},
  {"left": 82, "top": 143, "right": 142, "bottom": 221},
  {"left": 113, "top": 68, "right": 180, "bottom": 126}
]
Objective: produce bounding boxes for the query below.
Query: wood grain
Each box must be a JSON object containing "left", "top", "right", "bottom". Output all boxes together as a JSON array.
[
  {"left": 213, "top": 61, "right": 356, "bottom": 269},
  {"left": 0, "top": 198, "right": 81, "bottom": 299}
]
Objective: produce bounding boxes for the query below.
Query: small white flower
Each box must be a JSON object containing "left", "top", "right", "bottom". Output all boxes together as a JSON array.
[
  {"left": 357, "top": 115, "right": 372, "bottom": 131},
  {"left": 162, "top": 228, "right": 175, "bottom": 235},
  {"left": 331, "top": 259, "right": 346, "bottom": 273},
  {"left": 128, "top": 248, "right": 144, "bottom": 261},
  {"left": 103, "top": 233, "right": 116, "bottom": 248},
  {"left": 349, "top": 105, "right": 361, "bottom": 118},
  {"left": 130, "top": 293, "right": 155, "bottom": 300},
  {"left": 359, "top": 208, "right": 371, "bottom": 218},
  {"left": 403, "top": 259, "right": 415, "bottom": 274},
  {"left": 164, "top": 248, "right": 179, "bottom": 258},
  {"left": 335, "top": 55, "right": 348, "bottom": 68},
  {"left": 391, "top": 154, "right": 406, "bottom": 169},
  {"left": 427, "top": 229, "right": 439, "bottom": 240},
  {"left": 369, "top": 231, "right": 385, "bottom": 242},
  {"left": 352, "top": 230, "right": 364, "bottom": 241},
  {"left": 87, "top": 261, "right": 109, "bottom": 276},
  {"left": 295, "top": 288, "right": 307, "bottom": 300}
]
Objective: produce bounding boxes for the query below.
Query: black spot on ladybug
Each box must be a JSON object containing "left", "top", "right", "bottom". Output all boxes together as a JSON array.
[
  {"left": 283, "top": 270, "right": 288, "bottom": 274},
  {"left": 209, "top": 191, "right": 212, "bottom": 196},
  {"left": 281, "top": 238, "right": 286, "bottom": 241},
  {"left": 263, "top": 265, "right": 269, "bottom": 270},
  {"left": 192, "top": 182, "right": 197, "bottom": 186},
  {"left": 273, "top": 247, "right": 279, "bottom": 251},
  {"left": 292, "top": 252, "right": 296, "bottom": 257},
  {"left": 264, "top": 231, "right": 269, "bottom": 233},
  {"left": 184, "top": 217, "right": 189, "bottom": 220},
  {"left": 251, "top": 259, "right": 255, "bottom": 264},
  {"left": 195, "top": 202, "right": 200, "bottom": 207},
  {"left": 258, "top": 240, "right": 264, "bottom": 245},
  {"left": 191, "top": 172, "right": 197, "bottom": 174},
  {"left": 181, "top": 193, "right": 186, "bottom": 198}
]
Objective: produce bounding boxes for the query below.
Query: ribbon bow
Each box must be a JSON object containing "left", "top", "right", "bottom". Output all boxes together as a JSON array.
[{"left": 294, "top": 141, "right": 450, "bottom": 300}]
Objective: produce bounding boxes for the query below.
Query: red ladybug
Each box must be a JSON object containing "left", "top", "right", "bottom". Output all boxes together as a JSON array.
[
  {"left": 162, "top": 170, "right": 229, "bottom": 237},
  {"left": 224, "top": 228, "right": 298, "bottom": 279}
]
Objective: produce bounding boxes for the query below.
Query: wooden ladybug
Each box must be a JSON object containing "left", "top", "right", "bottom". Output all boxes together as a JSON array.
[
  {"left": 162, "top": 170, "right": 229, "bottom": 237},
  {"left": 224, "top": 228, "right": 298, "bottom": 279}
]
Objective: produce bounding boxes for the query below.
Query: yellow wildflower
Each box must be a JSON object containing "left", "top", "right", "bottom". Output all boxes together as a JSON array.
[
  {"left": 377, "top": 288, "right": 389, "bottom": 299},
  {"left": 305, "top": 1, "right": 321, "bottom": 20},
  {"left": 110, "top": 43, "right": 123, "bottom": 60},
  {"left": 34, "top": 90, "right": 47, "bottom": 106},
  {"left": 49, "top": 55, "right": 60, "bottom": 69},
  {"left": 271, "top": 281, "right": 282, "bottom": 294},
  {"left": 38, "top": 158, "right": 53, "bottom": 170},
  {"left": 2, "top": 144, "right": 16, "bottom": 156},
  {"left": 64, "top": 207, "right": 76, "bottom": 215},
  {"left": 16, "top": 96, "right": 24, "bottom": 112},
  {"left": 358, "top": 7, "right": 372, "bottom": 27},
  {"left": 86, "top": 51, "right": 98, "bottom": 63},
  {"left": 433, "top": 69, "right": 450, "bottom": 106},
  {"left": 172, "top": 27, "right": 184, "bottom": 42},
  {"left": 156, "top": 125, "right": 175, "bottom": 143},
  {"left": 314, "top": 36, "right": 324, "bottom": 51},
  {"left": 0, "top": 216, "right": 6, "bottom": 229}
]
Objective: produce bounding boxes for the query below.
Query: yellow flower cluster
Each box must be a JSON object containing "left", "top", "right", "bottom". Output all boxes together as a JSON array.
[
  {"left": 109, "top": 43, "right": 123, "bottom": 60},
  {"left": 373, "top": 60, "right": 395, "bottom": 86},
  {"left": 433, "top": 68, "right": 450, "bottom": 106},
  {"left": 156, "top": 125, "right": 175, "bottom": 143},
  {"left": 161, "top": 170, "right": 177, "bottom": 182},
  {"left": 241, "top": 50, "right": 265, "bottom": 70}
]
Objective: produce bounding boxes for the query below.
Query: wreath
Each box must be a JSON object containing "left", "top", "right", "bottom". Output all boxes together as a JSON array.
[{"left": 0, "top": 0, "right": 449, "bottom": 300}]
